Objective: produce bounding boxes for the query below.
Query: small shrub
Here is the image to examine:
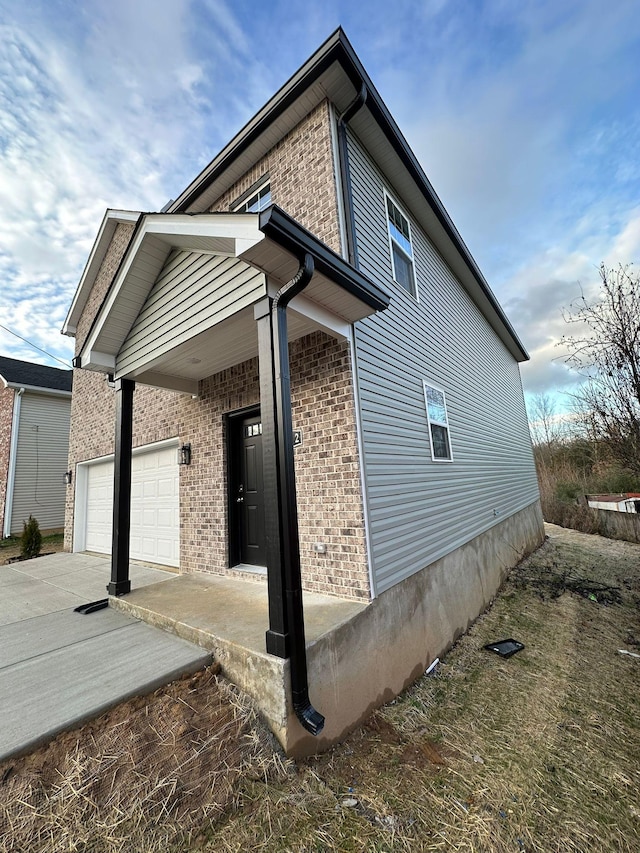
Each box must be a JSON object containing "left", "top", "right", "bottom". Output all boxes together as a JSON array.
[
  {"left": 21, "top": 515, "right": 42, "bottom": 560},
  {"left": 555, "top": 480, "right": 583, "bottom": 502}
]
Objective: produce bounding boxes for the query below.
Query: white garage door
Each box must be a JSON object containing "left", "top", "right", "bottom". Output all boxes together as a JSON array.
[{"left": 84, "top": 443, "right": 179, "bottom": 567}]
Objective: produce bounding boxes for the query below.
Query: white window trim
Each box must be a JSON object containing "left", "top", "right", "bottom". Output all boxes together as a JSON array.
[
  {"left": 423, "top": 382, "right": 453, "bottom": 462},
  {"left": 232, "top": 179, "right": 271, "bottom": 213},
  {"left": 384, "top": 189, "right": 418, "bottom": 300}
]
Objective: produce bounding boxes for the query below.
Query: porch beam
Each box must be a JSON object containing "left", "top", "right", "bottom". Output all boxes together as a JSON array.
[
  {"left": 255, "top": 298, "right": 289, "bottom": 658},
  {"left": 108, "top": 378, "right": 134, "bottom": 596}
]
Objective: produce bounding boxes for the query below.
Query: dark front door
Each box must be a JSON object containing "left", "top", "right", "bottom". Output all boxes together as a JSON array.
[{"left": 231, "top": 413, "right": 266, "bottom": 566}]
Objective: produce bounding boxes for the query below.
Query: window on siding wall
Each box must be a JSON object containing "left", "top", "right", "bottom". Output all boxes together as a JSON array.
[
  {"left": 386, "top": 194, "right": 416, "bottom": 296},
  {"left": 234, "top": 181, "right": 271, "bottom": 213},
  {"left": 424, "top": 383, "right": 453, "bottom": 461}
]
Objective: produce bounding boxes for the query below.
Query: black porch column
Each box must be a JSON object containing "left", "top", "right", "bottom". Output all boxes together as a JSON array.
[
  {"left": 255, "top": 298, "right": 289, "bottom": 658},
  {"left": 107, "top": 377, "right": 134, "bottom": 596}
]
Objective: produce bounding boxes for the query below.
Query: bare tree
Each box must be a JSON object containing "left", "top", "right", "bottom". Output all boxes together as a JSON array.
[
  {"left": 528, "top": 393, "right": 559, "bottom": 447},
  {"left": 561, "top": 263, "right": 640, "bottom": 475}
]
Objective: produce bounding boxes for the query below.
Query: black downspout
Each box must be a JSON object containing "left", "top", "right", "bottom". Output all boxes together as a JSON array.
[
  {"left": 272, "top": 252, "right": 325, "bottom": 736},
  {"left": 337, "top": 82, "right": 368, "bottom": 267}
]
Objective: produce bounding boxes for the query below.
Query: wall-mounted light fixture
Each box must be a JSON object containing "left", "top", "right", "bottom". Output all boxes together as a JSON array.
[
  {"left": 64, "top": 470, "right": 73, "bottom": 486},
  {"left": 178, "top": 443, "right": 192, "bottom": 466}
]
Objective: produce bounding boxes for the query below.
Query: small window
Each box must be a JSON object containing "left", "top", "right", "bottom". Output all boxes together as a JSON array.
[
  {"left": 386, "top": 194, "right": 416, "bottom": 296},
  {"left": 244, "top": 423, "right": 263, "bottom": 437},
  {"left": 234, "top": 182, "right": 271, "bottom": 213},
  {"left": 424, "top": 383, "right": 452, "bottom": 461}
]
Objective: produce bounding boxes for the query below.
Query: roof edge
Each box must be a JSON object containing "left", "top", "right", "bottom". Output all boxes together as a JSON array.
[
  {"left": 167, "top": 27, "right": 528, "bottom": 361},
  {"left": 3, "top": 381, "right": 72, "bottom": 397},
  {"left": 259, "top": 205, "right": 390, "bottom": 313},
  {"left": 169, "top": 28, "right": 355, "bottom": 214},
  {"left": 62, "top": 209, "right": 141, "bottom": 337}
]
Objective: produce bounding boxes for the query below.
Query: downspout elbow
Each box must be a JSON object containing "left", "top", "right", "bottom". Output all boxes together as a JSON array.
[
  {"left": 338, "top": 82, "right": 368, "bottom": 127},
  {"left": 273, "top": 252, "right": 315, "bottom": 310},
  {"left": 292, "top": 689, "right": 325, "bottom": 737}
]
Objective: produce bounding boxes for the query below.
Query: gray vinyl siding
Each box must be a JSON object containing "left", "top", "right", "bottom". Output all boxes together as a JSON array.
[
  {"left": 10, "top": 393, "right": 71, "bottom": 534},
  {"left": 347, "top": 131, "right": 539, "bottom": 595},
  {"left": 117, "top": 249, "right": 266, "bottom": 375}
]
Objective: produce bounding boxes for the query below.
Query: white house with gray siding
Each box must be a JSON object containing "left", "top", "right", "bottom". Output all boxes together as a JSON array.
[
  {"left": 62, "top": 29, "right": 543, "bottom": 756},
  {"left": 0, "top": 356, "right": 72, "bottom": 537}
]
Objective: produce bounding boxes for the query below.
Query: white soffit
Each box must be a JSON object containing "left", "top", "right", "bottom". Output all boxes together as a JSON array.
[{"left": 240, "top": 239, "right": 379, "bottom": 325}]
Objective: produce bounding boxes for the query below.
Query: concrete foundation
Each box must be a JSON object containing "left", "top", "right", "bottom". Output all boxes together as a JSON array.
[
  {"left": 112, "top": 501, "right": 544, "bottom": 757},
  {"left": 285, "top": 500, "right": 544, "bottom": 757}
]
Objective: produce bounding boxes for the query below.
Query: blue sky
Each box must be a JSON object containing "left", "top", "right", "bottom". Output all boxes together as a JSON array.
[{"left": 0, "top": 0, "right": 638, "bottom": 414}]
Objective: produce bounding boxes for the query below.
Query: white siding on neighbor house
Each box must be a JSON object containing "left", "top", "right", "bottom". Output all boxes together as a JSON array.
[
  {"left": 117, "top": 249, "right": 266, "bottom": 376},
  {"left": 10, "top": 393, "right": 71, "bottom": 535},
  {"left": 347, "top": 131, "right": 540, "bottom": 595}
]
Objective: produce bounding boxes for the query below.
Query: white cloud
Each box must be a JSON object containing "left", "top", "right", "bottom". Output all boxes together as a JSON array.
[
  {"left": 0, "top": 0, "right": 638, "bottom": 417},
  {"left": 0, "top": 0, "right": 262, "bottom": 367}
]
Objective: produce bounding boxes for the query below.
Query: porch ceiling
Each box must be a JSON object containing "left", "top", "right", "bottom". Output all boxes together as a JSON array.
[
  {"left": 128, "top": 303, "right": 334, "bottom": 394},
  {"left": 78, "top": 206, "right": 389, "bottom": 394}
]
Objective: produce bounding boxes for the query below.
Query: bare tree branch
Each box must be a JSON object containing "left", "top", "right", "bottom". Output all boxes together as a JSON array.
[{"left": 561, "top": 263, "right": 640, "bottom": 475}]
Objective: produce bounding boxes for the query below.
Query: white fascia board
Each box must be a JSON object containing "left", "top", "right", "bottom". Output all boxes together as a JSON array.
[
  {"left": 143, "top": 213, "right": 265, "bottom": 245},
  {"left": 62, "top": 209, "right": 141, "bottom": 337},
  {"left": 92, "top": 218, "right": 161, "bottom": 332}
]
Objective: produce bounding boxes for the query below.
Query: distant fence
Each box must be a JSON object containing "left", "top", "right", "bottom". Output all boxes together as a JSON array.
[{"left": 592, "top": 508, "right": 640, "bottom": 545}]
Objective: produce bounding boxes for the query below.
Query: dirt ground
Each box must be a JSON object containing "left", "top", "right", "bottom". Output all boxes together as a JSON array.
[
  {"left": 1, "top": 524, "right": 639, "bottom": 852},
  {"left": 0, "top": 534, "right": 65, "bottom": 565}
]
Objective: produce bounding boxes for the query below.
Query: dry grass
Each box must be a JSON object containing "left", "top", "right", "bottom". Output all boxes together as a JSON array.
[
  {"left": 1, "top": 528, "right": 639, "bottom": 852},
  {"left": 208, "top": 527, "right": 640, "bottom": 853},
  {"left": 0, "top": 667, "right": 288, "bottom": 852}
]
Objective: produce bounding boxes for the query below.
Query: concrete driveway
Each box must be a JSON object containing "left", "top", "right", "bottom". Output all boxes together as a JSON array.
[{"left": 0, "top": 553, "right": 211, "bottom": 762}]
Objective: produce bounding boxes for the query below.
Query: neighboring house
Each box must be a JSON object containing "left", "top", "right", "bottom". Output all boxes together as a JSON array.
[
  {"left": 62, "top": 29, "right": 543, "bottom": 754},
  {"left": 587, "top": 494, "right": 640, "bottom": 513},
  {"left": 0, "top": 356, "right": 72, "bottom": 537}
]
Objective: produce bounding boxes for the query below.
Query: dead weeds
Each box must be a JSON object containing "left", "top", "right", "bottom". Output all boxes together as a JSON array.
[
  {"left": 209, "top": 525, "right": 640, "bottom": 853},
  {"left": 0, "top": 666, "right": 288, "bottom": 853},
  {"left": 1, "top": 525, "right": 639, "bottom": 852}
]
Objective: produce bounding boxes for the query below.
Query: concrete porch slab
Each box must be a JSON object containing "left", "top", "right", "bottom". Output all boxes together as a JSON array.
[
  {"left": 109, "top": 572, "right": 367, "bottom": 654},
  {"left": 0, "top": 609, "right": 211, "bottom": 762},
  {"left": 109, "top": 572, "right": 368, "bottom": 750}
]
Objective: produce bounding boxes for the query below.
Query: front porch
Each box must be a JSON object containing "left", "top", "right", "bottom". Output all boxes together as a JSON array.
[
  {"left": 73, "top": 203, "right": 390, "bottom": 743},
  {"left": 109, "top": 571, "right": 367, "bottom": 754}
]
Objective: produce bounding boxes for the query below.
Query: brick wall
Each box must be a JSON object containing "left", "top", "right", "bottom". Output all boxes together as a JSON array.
[
  {"left": 175, "top": 332, "right": 369, "bottom": 598},
  {"left": 289, "top": 334, "right": 369, "bottom": 598},
  {"left": 66, "top": 99, "right": 369, "bottom": 598},
  {"left": 67, "top": 333, "right": 368, "bottom": 598},
  {"left": 210, "top": 100, "right": 342, "bottom": 254},
  {"left": 0, "top": 385, "right": 15, "bottom": 534}
]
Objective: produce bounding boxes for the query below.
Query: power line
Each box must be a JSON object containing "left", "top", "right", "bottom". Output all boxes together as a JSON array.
[{"left": 0, "top": 323, "right": 72, "bottom": 368}]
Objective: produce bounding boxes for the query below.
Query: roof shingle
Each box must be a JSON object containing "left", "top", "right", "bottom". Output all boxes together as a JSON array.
[{"left": 0, "top": 356, "right": 72, "bottom": 392}]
